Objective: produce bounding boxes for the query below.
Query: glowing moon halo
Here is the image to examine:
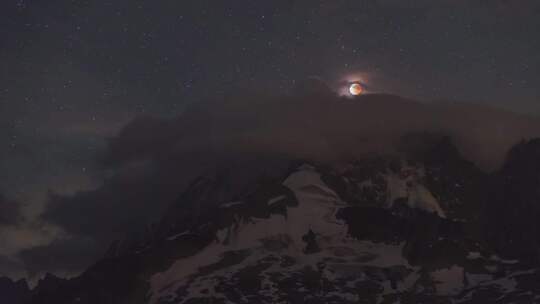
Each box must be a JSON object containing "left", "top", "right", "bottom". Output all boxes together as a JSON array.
[{"left": 349, "top": 83, "right": 363, "bottom": 96}]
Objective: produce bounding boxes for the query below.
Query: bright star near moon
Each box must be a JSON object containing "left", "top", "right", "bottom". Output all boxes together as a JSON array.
[{"left": 349, "top": 83, "right": 363, "bottom": 96}]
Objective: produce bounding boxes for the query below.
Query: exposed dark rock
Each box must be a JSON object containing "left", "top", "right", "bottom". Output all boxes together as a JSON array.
[
  {"left": 302, "top": 229, "right": 321, "bottom": 254},
  {"left": 0, "top": 277, "right": 29, "bottom": 304}
]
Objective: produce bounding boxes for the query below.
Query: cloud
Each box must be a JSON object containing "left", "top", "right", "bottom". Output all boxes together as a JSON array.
[
  {"left": 0, "top": 193, "right": 60, "bottom": 279},
  {"left": 0, "top": 254, "right": 25, "bottom": 279},
  {"left": 40, "top": 84, "right": 540, "bottom": 275},
  {"left": 101, "top": 85, "right": 540, "bottom": 170},
  {"left": 0, "top": 194, "right": 22, "bottom": 227},
  {"left": 19, "top": 237, "right": 102, "bottom": 278}
]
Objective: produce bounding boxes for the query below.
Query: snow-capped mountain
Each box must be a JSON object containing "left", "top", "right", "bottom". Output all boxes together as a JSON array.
[{"left": 7, "top": 136, "right": 540, "bottom": 304}]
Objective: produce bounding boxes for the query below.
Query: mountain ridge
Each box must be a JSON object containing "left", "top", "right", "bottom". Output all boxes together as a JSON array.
[{"left": 3, "top": 135, "right": 540, "bottom": 303}]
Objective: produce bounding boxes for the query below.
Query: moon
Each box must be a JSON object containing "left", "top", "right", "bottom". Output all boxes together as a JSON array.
[{"left": 349, "top": 83, "right": 363, "bottom": 96}]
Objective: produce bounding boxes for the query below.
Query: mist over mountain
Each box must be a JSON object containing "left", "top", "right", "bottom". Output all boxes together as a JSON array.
[
  {"left": 2, "top": 92, "right": 540, "bottom": 303},
  {"left": 31, "top": 89, "right": 540, "bottom": 278}
]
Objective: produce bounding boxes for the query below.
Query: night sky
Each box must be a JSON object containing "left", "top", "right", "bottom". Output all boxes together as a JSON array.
[{"left": 1, "top": 0, "right": 540, "bottom": 280}]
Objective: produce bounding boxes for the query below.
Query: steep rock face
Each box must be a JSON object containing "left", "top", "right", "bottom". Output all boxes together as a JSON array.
[
  {"left": 21, "top": 137, "right": 540, "bottom": 303},
  {"left": 484, "top": 139, "right": 540, "bottom": 261}
]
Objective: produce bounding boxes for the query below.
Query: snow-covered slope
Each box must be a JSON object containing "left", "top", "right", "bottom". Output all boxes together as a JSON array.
[
  {"left": 149, "top": 164, "right": 417, "bottom": 303},
  {"left": 147, "top": 162, "right": 540, "bottom": 304}
]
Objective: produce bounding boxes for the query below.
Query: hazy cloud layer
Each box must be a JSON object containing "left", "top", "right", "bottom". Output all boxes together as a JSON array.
[
  {"left": 103, "top": 85, "right": 540, "bottom": 171},
  {"left": 40, "top": 86, "right": 540, "bottom": 275}
]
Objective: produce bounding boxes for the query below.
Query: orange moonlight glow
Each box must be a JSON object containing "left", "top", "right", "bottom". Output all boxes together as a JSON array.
[{"left": 349, "top": 83, "right": 363, "bottom": 95}]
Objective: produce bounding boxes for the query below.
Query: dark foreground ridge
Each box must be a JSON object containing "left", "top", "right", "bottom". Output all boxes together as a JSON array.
[{"left": 4, "top": 136, "right": 540, "bottom": 304}]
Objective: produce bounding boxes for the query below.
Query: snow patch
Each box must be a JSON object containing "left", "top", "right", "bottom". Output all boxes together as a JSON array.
[
  {"left": 166, "top": 231, "right": 191, "bottom": 241},
  {"left": 267, "top": 195, "right": 286, "bottom": 206},
  {"left": 384, "top": 166, "right": 445, "bottom": 218},
  {"left": 432, "top": 265, "right": 465, "bottom": 295},
  {"left": 220, "top": 201, "right": 244, "bottom": 208},
  {"left": 490, "top": 255, "right": 519, "bottom": 264},
  {"left": 466, "top": 251, "right": 482, "bottom": 260}
]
